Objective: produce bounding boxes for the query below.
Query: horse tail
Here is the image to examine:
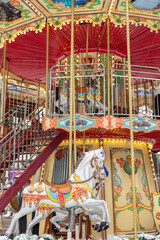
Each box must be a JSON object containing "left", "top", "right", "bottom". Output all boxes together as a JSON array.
[{"left": 103, "top": 165, "right": 109, "bottom": 178}]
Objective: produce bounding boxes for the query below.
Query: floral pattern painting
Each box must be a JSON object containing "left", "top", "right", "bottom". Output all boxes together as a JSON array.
[{"left": 111, "top": 148, "right": 156, "bottom": 233}]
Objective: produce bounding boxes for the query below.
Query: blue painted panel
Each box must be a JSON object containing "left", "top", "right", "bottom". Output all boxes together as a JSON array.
[
  {"left": 123, "top": 117, "right": 158, "bottom": 132},
  {"left": 131, "top": 0, "right": 160, "bottom": 10},
  {"left": 57, "top": 115, "right": 95, "bottom": 131},
  {"left": 51, "top": 0, "right": 92, "bottom": 8}
]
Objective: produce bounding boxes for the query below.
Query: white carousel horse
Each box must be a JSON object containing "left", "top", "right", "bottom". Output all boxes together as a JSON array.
[
  {"left": 54, "top": 85, "right": 107, "bottom": 114},
  {"left": 6, "top": 149, "right": 110, "bottom": 236},
  {"left": 24, "top": 170, "right": 105, "bottom": 235}
]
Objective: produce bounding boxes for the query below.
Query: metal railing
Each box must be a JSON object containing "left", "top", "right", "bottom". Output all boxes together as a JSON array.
[
  {"left": 111, "top": 63, "right": 160, "bottom": 118},
  {"left": 0, "top": 102, "right": 56, "bottom": 192},
  {"left": 0, "top": 78, "right": 39, "bottom": 118},
  {"left": 0, "top": 78, "right": 45, "bottom": 139},
  {"left": 48, "top": 63, "right": 106, "bottom": 118}
]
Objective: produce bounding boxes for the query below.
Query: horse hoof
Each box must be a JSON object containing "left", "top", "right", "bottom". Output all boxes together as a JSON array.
[
  {"left": 93, "top": 224, "right": 99, "bottom": 231},
  {"left": 97, "top": 227, "right": 103, "bottom": 232},
  {"left": 53, "top": 228, "right": 60, "bottom": 233},
  {"left": 9, "top": 234, "right": 16, "bottom": 240},
  {"left": 97, "top": 222, "right": 109, "bottom": 232},
  {"left": 103, "top": 224, "right": 109, "bottom": 230},
  {"left": 52, "top": 225, "right": 60, "bottom": 233}
]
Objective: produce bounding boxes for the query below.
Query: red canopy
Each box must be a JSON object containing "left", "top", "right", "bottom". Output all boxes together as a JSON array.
[{"left": 0, "top": 21, "right": 160, "bottom": 83}]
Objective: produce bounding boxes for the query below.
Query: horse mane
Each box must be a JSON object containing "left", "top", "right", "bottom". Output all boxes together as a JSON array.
[
  {"left": 75, "top": 150, "right": 95, "bottom": 173},
  {"left": 75, "top": 153, "right": 85, "bottom": 169}
]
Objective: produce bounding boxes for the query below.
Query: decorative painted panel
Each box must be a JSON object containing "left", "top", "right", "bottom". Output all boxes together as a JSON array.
[
  {"left": 2, "top": 0, "right": 160, "bottom": 48},
  {"left": 111, "top": 0, "right": 160, "bottom": 31},
  {"left": 0, "top": 0, "right": 22, "bottom": 22},
  {"left": 41, "top": 0, "right": 105, "bottom": 11},
  {"left": 131, "top": 0, "right": 160, "bottom": 11},
  {"left": 111, "top": 148, "right": 156, "bottom": 233},
  {"left": 42, "top": 115, "right": 160, "bottom": 133},
  {"left": 152, "top": 192, "right": 160, "bottom": 232}
]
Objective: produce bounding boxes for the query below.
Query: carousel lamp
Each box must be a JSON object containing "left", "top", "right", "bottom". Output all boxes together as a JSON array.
[
  {"left": 77, "top": 55, "right": 79, "bottom": 64},
  {"left": 60, "top": 138, "right": 151, "bottom": 147},
  {"left": 147, "top": 144, "right": 156, "bottom": 179}
]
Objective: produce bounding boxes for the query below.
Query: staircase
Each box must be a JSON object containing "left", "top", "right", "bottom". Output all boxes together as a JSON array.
[{"left": 0, "top": 100, "right": 66, "bottom": 212}]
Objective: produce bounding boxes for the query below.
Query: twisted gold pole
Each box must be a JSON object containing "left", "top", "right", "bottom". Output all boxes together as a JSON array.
[
  {"left": 125, "top": 0, "right": 137, "bottom": 239},
  {"left": 69, "top": 0, "right": 75, "bottom": 176},
  {"left": 45, "top": 21, "right": 49, "bottom": 116},
  {"left": 2, "top": 38, "right": 6, "bottom": 119},
  {"left": 107, "top": 17, "right": 110, "bottom": 115},
  {"left": 83, "top": 22, "right": 89, "bottom": 153},
  {"left": 86, "top": 23, "right": 89, "bottom": 63},
  {"left": 72, "top": 23, "right": 77, "bottom": 169}
]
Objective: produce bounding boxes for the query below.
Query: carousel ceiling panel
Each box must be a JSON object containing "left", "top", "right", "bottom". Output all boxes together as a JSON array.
[
  {"left": 1, "top": 0, "right": 160, "bottom": 48},
  {"left": 0, "top": 0, "right": 45, "bottom": 47},
  {"left": 111, "top": 0, "right": 160, "bottom": 30},
  {"left": 33, "top": 0, "right": 109, "bottom": 15}
]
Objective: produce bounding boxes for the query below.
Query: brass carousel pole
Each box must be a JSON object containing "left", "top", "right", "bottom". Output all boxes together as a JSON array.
[
  {"left": 69, "top": 0, "right": 76, "bottom": 176},
  {"left": 83, "top": 23, "right": 89, "bottom": 152},
  {"left": 2, "top": 38, "right": 6, "bottom": 120},
  {"left": 6, "top": 57, "right": 9, "bottom": 83},
  {"left": 125, "top": 0, "right": 137, "bottom": 239},
  {"left": 107, "top": 17, "right": 110, "bottom": 115},
  {"left": 0, "top": 37, "right": 6, "bottom": 231},
  {"left": 45, "top": 20, "right": 49, "bottom": 116},
  {"left": 72, "top": 5, "right": 77, "bottom": 169},
  {"left": 68, "top": 4, "right": 76, "bottom": 239},
  {"left": 86, "top": 23, "right": 89, "bottom": 62}
]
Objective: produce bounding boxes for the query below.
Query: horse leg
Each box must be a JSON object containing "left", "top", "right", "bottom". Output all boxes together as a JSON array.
[
  {"left": 26, "top": 209, "right": 54, "bottom": 235},
  {"left": 14, "top": 221, "right": 19, "bottom": 236},
  {"left": 80, "top": 206, "right": 101, "bottom": 230},
  {"left": 6, "top": 204, "right": 36, "bottom": 236},
  {"left": 80, "top": 199, "right": 111, "bottom": 232},
  {"left": 50, "top": 209, "right": 68, "bottom": 233}
]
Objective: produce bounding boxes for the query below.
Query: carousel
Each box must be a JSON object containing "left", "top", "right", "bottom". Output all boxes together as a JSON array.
[{"left": 0, "top": 0, "right": 160, "bottom": 239}]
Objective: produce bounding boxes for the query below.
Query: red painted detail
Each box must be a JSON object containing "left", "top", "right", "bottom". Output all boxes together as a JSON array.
[
  {"left": 57, "top": 192, "right": 65, "bottom": 208},
  {"left": 22, "top": 193, "right": 49, "bottom": 207},
  {"left": 0, "top": 132, "right": 66, "bottom": 212},
  {"left": 156, "top": 212, "right": 160, "bottom": 220}
]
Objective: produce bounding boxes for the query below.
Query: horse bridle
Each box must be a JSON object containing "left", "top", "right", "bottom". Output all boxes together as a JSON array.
[{"left": 68, "top": 155, "right": 104, "bottom": 184}]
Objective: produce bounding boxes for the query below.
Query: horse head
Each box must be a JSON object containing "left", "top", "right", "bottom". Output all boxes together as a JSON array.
[
  {"left": 73, "top": 149, "right": 105, "bottom": 183},
  {"left": 90, "top": 149, "right": 107, "bottom": 183}
]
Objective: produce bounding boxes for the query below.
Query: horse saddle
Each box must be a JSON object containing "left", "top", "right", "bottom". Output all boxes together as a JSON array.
[{"left": 45, "top": 180, "right": 72, "bottom": 194}]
